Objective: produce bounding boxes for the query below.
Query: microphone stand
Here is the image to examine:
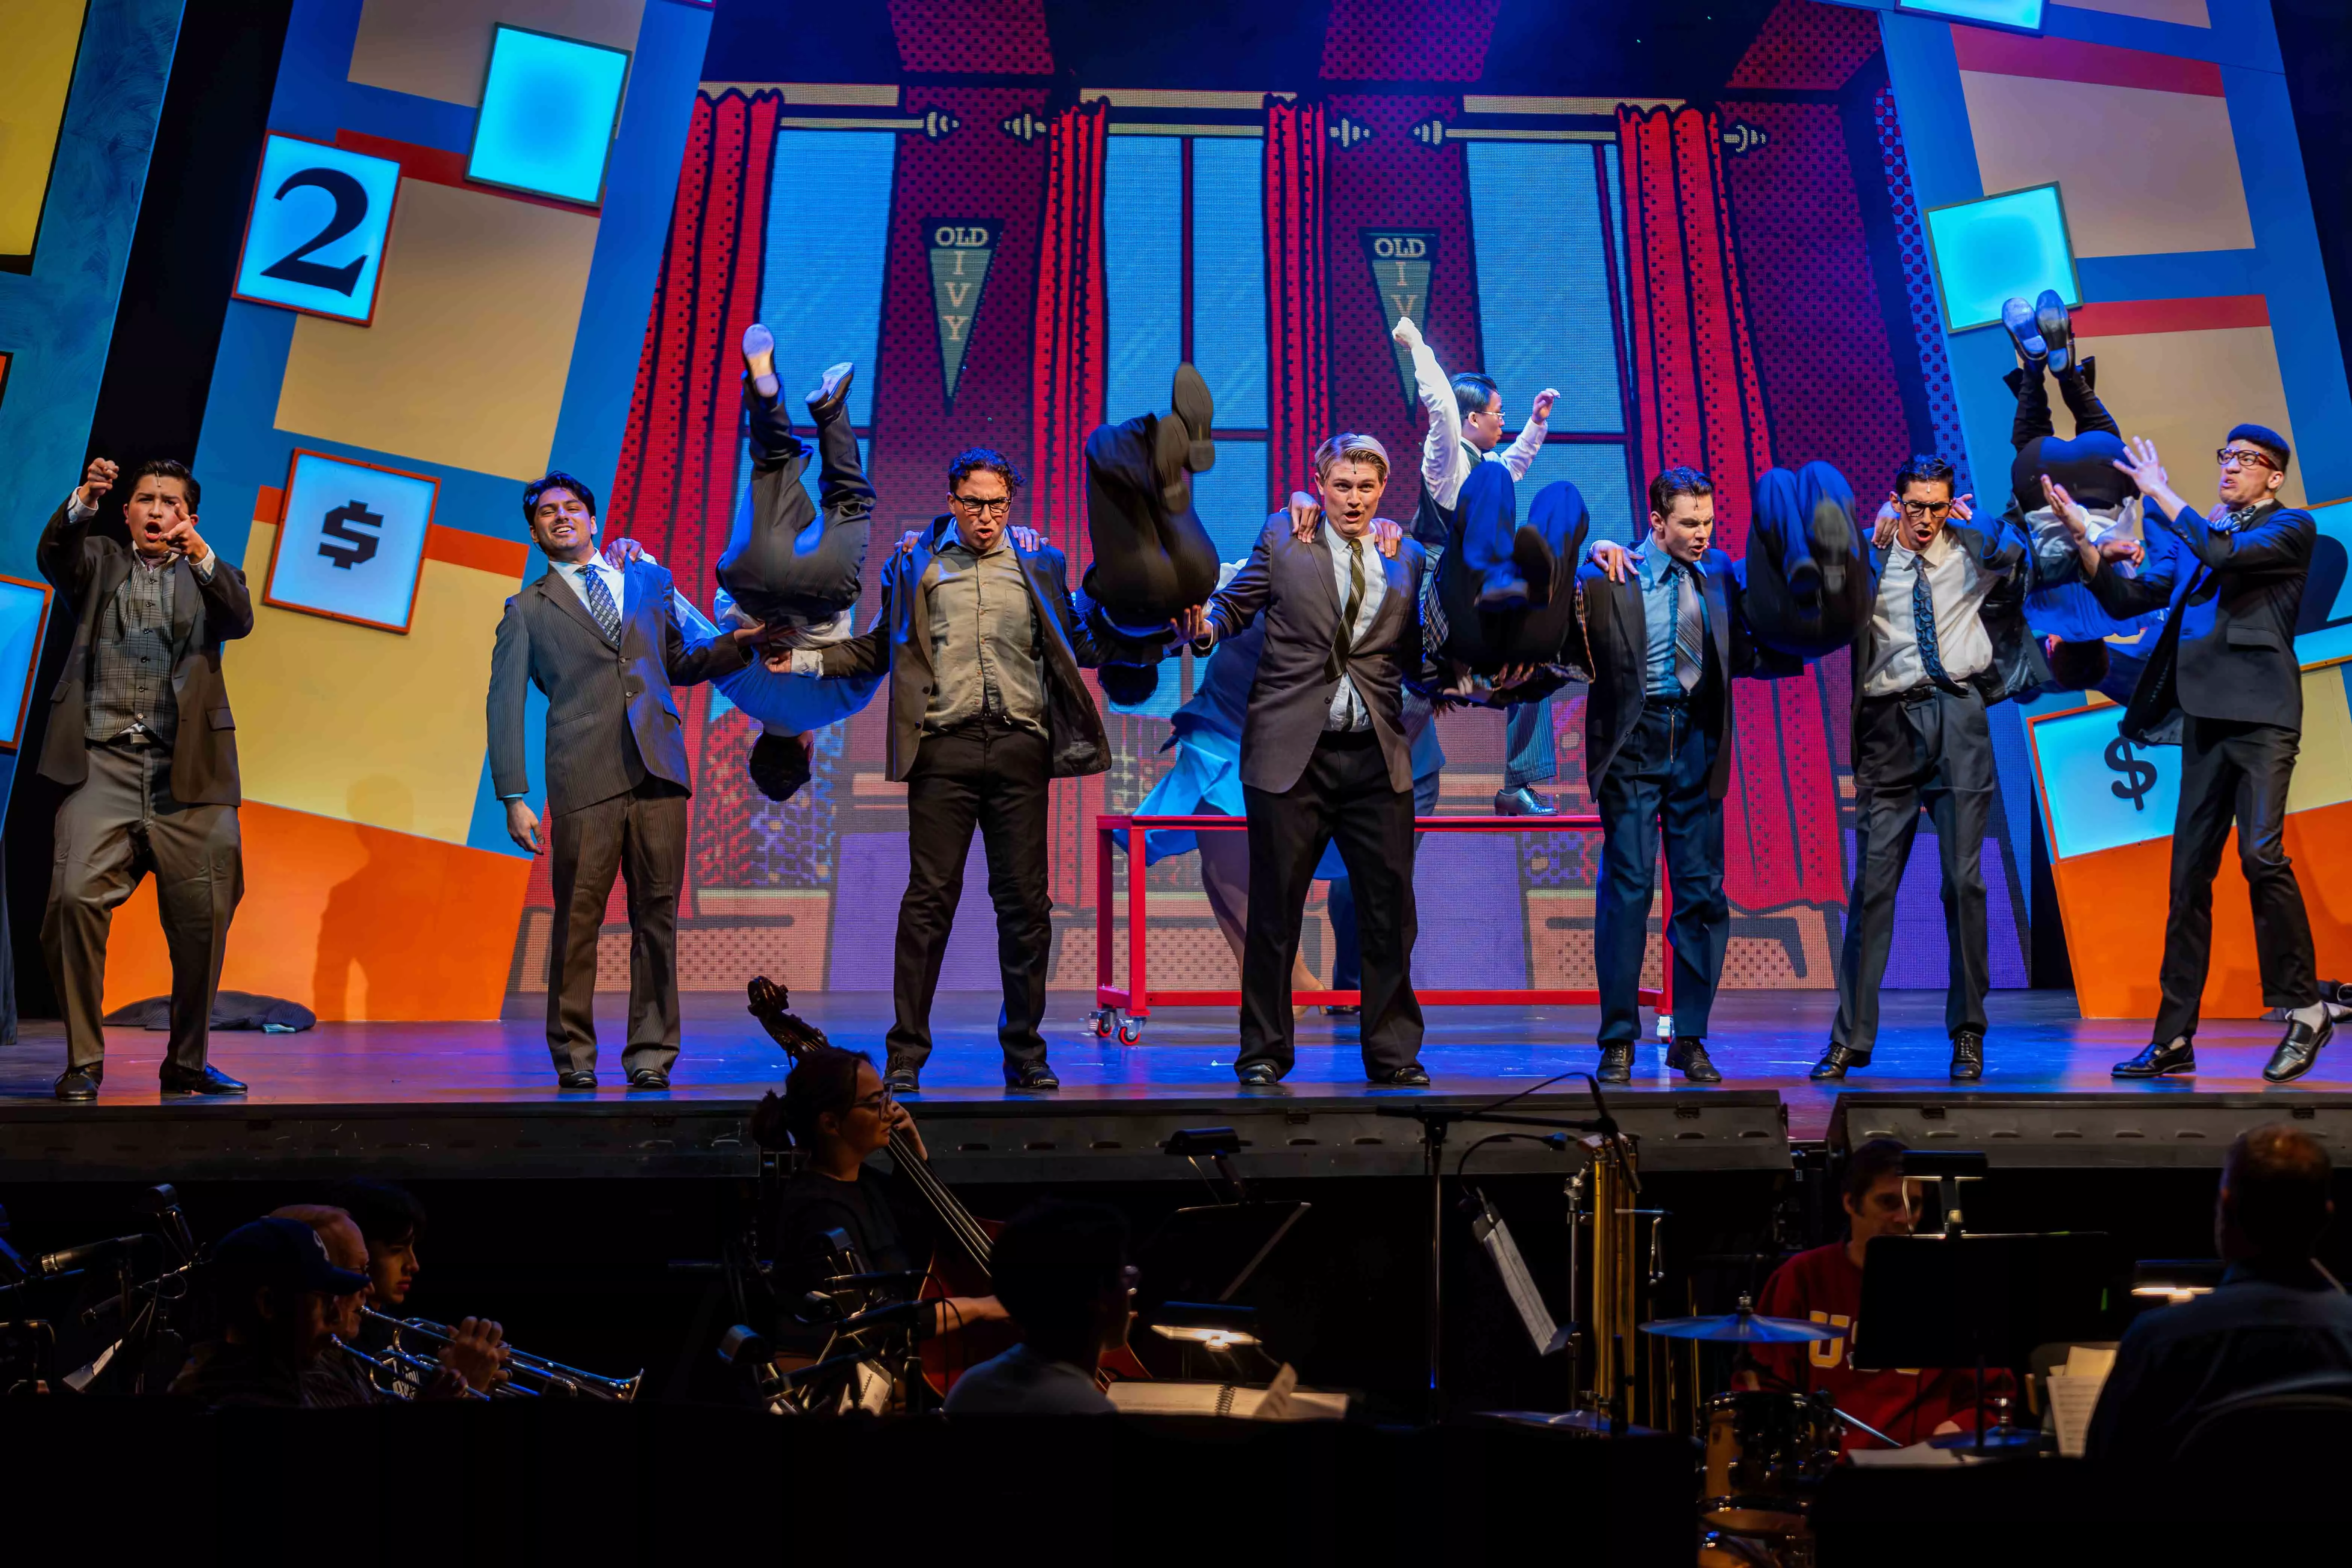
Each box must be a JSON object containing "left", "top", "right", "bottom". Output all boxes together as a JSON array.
[{"left": 1378, "top": 1074, "right": 1639, "bottom": 1421}]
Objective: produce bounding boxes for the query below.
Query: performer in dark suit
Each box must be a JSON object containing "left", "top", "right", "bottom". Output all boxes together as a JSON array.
[
  {"left": 38, "top": 458, "right": 253, "bottom": 1101},
  {"left": 1188, "top": 433, "right": 1436, "bottom": 1087},
  {"left": 1581, "top": 467, "right": 1789, "bottom": 1085},
  {"left": 784, "top": 449, "right": 1109, "bottom": 1093},
  {"left": 488, "top": 472, "right": 758, "bottom": 1091},
  {"left": 1810, "top": 455, "right": 2070, "bottom": 1083},
  {"left": 2056, "top": 428, "right": 2331, "bottom": 1082}
]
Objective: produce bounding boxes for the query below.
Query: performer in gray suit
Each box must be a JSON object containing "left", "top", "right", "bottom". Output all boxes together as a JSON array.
[
  {"left": 488, "top": 472, "right": 760, "bottom": 1091},
  {"left": 1187, "top": 433, "right": 1437, "bottom": 1087}
]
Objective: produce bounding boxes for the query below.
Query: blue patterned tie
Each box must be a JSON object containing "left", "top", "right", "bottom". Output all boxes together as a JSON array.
[
  {"left": 582, "top": 565, "right": 622, "bottom": 644},
  {"left": 1910, "top": 559, "right": 1956, "bottom": 692},
  {"left": 1673, "top": 563, "right": 1704, "bottom": 693}
]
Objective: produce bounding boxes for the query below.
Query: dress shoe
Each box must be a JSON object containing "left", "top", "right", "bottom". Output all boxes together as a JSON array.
[
  {"left": 1236, "top": 1062, "right": 1281, "bottom": 1086},
  {"left": 1597, "top": 1044, "right": 1634, "bottom": 1085},
  {"left": 2113, "top": 1037, "right": 2194, "bottom": 1078},
  {"left": 1512, "top": 525, "right": 1557, "bottom": 609},
  {"left": 806, "top": 359, "right": 855, "bottom": 417},
  {"left": 1949, "top": 1031, "right": 1984, "bottom": 1081},
  {"left": 556, "top": 1069, "right": 598, "bottom": 1091},
  {"left": 1156, "top": 363, "right": 1216, "bottom": 511},
  {"left": 54, "top": 1068, "right": 99, "bottom": 1102},
  {"left": 1810, "top": 1043, "right": 1870, "bottom": 1081},
  {"left": 1324, "top": 1003, "right": 1361, "bottom": 1017},
  {"left": 1369, "top": 1063, "right": 1431, "bottom": 1087},
  {"left": 2264, "top": 1014, "right": 2333, "bottom": 1084},
  {"left": 2000, "top": 296, "right": 2047, "bottom": 366},
  {"left": 2035, "top": 288, "right": 2073, "bottom": 374},
  {"left": 627, "top": 1067, "right": 671, "bottom": 1091},
  {"left": 883, "top": 1063, "right": 921, "bottom": 1095},
  {"left": 1007, "top": 1060, "right": 1061, "bottom": 1091},
  {"left": 1666, "top": 1037, "right": 1722, "bottom": 1084},
  {"left": 161, "top": 1064, "right": 246, "bottom": 1096},
  {"left": 1475, "top": 576, "right": 1531, "bottom": 613},
  {"left": 1493, "top": 786, "right": 1558, "bottom": 818},
  {"left": 742, "top": 322, "right": 780, "bottom": 400}
]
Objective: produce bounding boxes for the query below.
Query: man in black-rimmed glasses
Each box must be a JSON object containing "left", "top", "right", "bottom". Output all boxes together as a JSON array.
[
  {"left": 2048, "top": 425, "right": 2330, "bottom": 1083},
  {"left": 780, "top": 450, "right": 1109, "bottom": 1094}
]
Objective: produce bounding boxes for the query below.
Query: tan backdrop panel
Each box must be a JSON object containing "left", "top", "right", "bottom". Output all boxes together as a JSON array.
[
  {"left": 2060, "top": 0, "right": 2208, "bottom": 23},
  {"left": 1960, "top": 73, "right": 2252, "bottom": 257},
  {"left": 2078, "top": 323, "right": 2305, "bottom": 509},
  {"left": 349, "top": 0, "right": 645, "bottom": 106},
  {"left": 276, "top": 177, "right": 598, "bottom": 480}
]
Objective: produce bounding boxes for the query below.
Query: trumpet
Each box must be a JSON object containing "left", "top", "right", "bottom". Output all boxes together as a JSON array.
[
  {"left": 361, "top": 1307, "right": 642, "bottom": 1403},
  {"left": 330, "top": 1334, "right": 515, "bottom": 1401}
]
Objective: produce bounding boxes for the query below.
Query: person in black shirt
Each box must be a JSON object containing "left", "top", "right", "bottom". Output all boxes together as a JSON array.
[
  {"left": 171, "top": 1216, "right": 373, "bottom": 1407},
  {"left": 2087, "top": 1124, "right": 2352, "bottom": 1462}
]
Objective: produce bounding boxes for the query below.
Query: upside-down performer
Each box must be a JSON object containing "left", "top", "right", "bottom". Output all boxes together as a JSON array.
[
  {"left": 1078, "top": 364, "right": 1221, "bottom": 707},
  {"left": 1739, "top": 461, "right": 1872, "bottom": 661}
]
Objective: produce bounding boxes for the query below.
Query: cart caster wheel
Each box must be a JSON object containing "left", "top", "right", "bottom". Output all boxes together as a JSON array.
[
  {"left": 1092, "top": 1009, "right": 1118, "bottom": 1039},
  {"left": 1655, "top": 1013, "right": 1675, "bottom": 1044},
  {"left": 1117, "top": 1019, "right": 1144, "bottom": 1045}
]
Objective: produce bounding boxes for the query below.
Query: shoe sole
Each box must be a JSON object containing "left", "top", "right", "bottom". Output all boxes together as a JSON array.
[
  {"left": 1810, "top": 496, "right": 1852, "bottom": 595},
  {"left": 2001, "top": 301, "right": 2047, "bottom": 362},
  {"left": 1171, "top": 363, "right": 1215, "bottom": 473},
  {"left": 1152, "top": 412, "right": 1194, "bottom": 512},
  {"left": 1476, "top": 584, "right": 1531, "bottom": 612},
  {"left": 2036, "top": 291, "right": 2072, "bottom": 370},
  {"left": 1512, "top": 526, "right": 1555, "bottom": 608}
]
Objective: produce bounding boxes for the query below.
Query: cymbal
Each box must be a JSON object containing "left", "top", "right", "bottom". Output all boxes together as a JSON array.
[{"left": 1640, "top": 1309, "right": 1840, "bottom": 1343}]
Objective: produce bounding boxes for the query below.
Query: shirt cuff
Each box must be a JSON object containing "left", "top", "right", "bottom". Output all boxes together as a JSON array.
[
  {"left": 189, "top": 548, "right": 217, "bottom": 582},
  {"left": 499, "top": 792, "right": 526, "bottom": 801},
  {"left": 66, "top": 496, "right": 94, "bottom": 524},
  {"left": 787, "top": 648, "right": 824, "bottom": 676}
]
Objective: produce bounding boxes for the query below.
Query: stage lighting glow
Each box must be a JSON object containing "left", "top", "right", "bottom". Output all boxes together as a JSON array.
[
  {"left": 466, "top": 25, "right": 631, "bottom": 206},
  {"left": 1924, "top": 183, "right": 2080, "bottom": 333},
  {"left": 1896, "top": 0, "right": 2045, "bottom": 29}
]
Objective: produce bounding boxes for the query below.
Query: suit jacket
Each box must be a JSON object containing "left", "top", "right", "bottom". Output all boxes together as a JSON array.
[
  {"left": 1203, "top": 516, "right": 1435, "bottom": 795},
  {"left": 2085, "top": 498, "right": 2314, "bottom": 740},
  {"left": 1576, "top": 545, "right": 1786, "bottom": 801},
  {"left": 488, "top": 557, "right": 750, "bottom": 817},
  {"left": 35, "top": 500, "right": 254, "bottom": 806},
  {"left": 816, "top": 518, "right": 1109, "bottom": 783}
]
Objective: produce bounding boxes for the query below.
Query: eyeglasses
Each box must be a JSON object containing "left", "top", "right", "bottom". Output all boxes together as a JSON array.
[
  {"left": 852, "top": 1090, "right": 894, "bottom": 1115},
  {"left": 2216, "top": 447, "right": 2278, "bottom": 472},
  {"left": 1899, "top": 500, "right": 1953, "bottom": 520},
  {"left": 951, "top": 494, "right": 1012, "bottom": 516}
]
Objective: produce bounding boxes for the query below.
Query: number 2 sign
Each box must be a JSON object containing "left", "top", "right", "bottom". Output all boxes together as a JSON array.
[{"left": 232, "top": 135, "right": 402, "bottom": 325}]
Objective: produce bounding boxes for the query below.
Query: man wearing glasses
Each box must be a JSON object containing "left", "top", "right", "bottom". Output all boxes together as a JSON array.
[
  {"left": 1813, "top": 454, "right": 2072, "bottom": 1083},
  {"left": 2049, "top": 427, "right": 2330, "bottom": 1083},
  {"left": 784, "top": 450, "right": 1108, "bottom": 1093}
]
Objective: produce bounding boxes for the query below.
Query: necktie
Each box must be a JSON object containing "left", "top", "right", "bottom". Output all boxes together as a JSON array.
[
  {"left": 1910, "top": 556, "right": 1957, "bottom": 692},
  {"left": 582, "top": 565, "right": 622, "bottom": 644},
  {"left": 1343, "top": 536, "right": 1366, "bottom": 625},
  {"left": 1674, "top": 564, "right": 1704, "bottom": 693}
]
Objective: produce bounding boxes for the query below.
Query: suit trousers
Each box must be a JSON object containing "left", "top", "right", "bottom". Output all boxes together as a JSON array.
[
  {"left": 1832, "top": 687, "right": 1993, "bottom": 1054},
  {"left": 44, "top": 739, "right": 242, "bottom": 1073},
  {"left": 2153, "top": 716, "right": 2318, "bottom": 1042},
  {"left": 714, "top": 385, "right": 872, "bottom": 627},
  {"left": 545, "top": 775, "right": 691, "bottom": 1076},
  {"left": 1239, "top": 730, "right": 1423, "bottom": 1076},
  {"left": 1595, "top": 700, "right": 1728, "bottom": 1045},
  {"left": 888, "top": 723, "right": 1053, "bottom": 1072},
  {"left": 1082, "top": 413, "right": 1219, "bottom": 627}
]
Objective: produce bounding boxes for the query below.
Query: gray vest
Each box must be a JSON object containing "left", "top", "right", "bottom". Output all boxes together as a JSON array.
[{"left": 85, "top": 561, "right": 186, "bottom": 748}]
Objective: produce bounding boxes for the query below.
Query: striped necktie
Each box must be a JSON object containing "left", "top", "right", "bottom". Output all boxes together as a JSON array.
[
  {"left": 1673, "top": 563, "right": 1704, "bottom": 692},
  {"left": 582, "top": 565, "right": 622, "bottom": 644}
]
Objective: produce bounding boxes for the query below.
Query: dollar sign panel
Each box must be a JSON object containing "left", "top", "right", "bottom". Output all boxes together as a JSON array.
[
  {"left": 265, "top": 450, "right": 438, "bottom": 634},
  {"left": 2028, "top": 704, "right": 2177, "bottom": 860},
  {"left": 2104, "top": 736, "right": 2158, "bottom": 812},
  {"left": 318, "top": 499, "right": 383, "bottom": 569}
]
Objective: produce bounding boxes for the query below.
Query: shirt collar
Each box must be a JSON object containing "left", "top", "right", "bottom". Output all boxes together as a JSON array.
[
  {"left": 948, "top": 519, "right": 1009, "bottom": 556},
  {"left": 1636, "top": 542, "right": 1698, "bottom": 588},
  {"left": 1322, "top": 520, "right": 1373, "bottom": 556}
]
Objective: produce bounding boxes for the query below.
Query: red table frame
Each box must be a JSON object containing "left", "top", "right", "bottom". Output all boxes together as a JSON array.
[{"left": 1092, "top": 813, "right": 1670, "bottom": 1041}]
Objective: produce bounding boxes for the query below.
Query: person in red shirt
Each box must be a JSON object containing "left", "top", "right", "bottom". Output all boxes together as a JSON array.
[{"left": 1744, "top": 1138, "right": 2013, "bottom": 1450}]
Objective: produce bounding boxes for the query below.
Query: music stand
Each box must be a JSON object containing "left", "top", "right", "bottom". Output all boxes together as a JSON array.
[{"left": 1853, "top": 1231, "right": 2111, "bottom": 1453}]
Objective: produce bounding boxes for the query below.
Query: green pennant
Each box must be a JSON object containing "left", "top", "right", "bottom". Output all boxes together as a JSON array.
[
  {"left": 1361, "top": 228, "right": 1437, "bottom": 407},
  {"left": 927, "top": 218, "right": 999, "bottom": 406}
]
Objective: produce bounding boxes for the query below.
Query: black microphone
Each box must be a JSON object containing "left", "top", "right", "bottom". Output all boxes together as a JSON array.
[
  {"left": 821, "top": 1268, "right": 931, "bottom": 1288},
  {"left": 830, "top": 1298, "right": 931, "bottom": 1336},
  {"left": 38, "top": 1235, "right": 148, "bottom": 1278}
]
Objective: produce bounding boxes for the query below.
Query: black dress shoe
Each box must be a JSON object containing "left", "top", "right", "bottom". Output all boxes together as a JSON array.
[
  {"left": 556, "top": 1069, "right": 598, "bottom": 1091},
  {"left": 2265, "top": 1014, "right": 2333, "bottom": 1083},
  {"left": 1512, "top": 526, "right": 1557, "bottom": 609},
  {"left": 883, "top": 1063, "right": 921, "bottom": 1095},
  {"left": 1369, "top": 1063, "right": 1431, "bottom": 1087},
  {"left": 2114, "top": 1037, "right": 2194, "bottom": 1078},
  {"left": 1324, "top": 1003, "right": 1361, "bottom": 1017},
  {"left": 54, "top": 1068, "right": 99, "bottom": 1102},
  {"left": 1597, "top": 1044, "right": 1634, "bottom": 1085},
  {"left": 1007, "top": 1060, "right": 1061, "bottom": 1091},
  {"left": 1666, "top": 1037, "right": 1722, "bottom": 1084},
  {"left": 627, "top": 1067, "right": 671, "bottom": 1091},
  {"left": 160, "top": 1064, "right": 247, "bottom": 1096},
  {"left": 1810, "top": 1043, "right": 1870, "bottom": 1081},
  {"left": 1950, "top": 1031, "right": 1984, "bottom": 1081},
  {"left": 1236, "top": 1062, "right": 1281, "bottom": 1086}
]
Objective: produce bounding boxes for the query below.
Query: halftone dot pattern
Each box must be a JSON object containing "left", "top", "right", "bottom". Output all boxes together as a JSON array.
[
  {"left": 1874, "top": 83, "right": 1971, "bottom": 493},
  {"left": 1320, "top": 0, "right": 1500, "bottom": 81},
  {"left": 691, "top": 707, "right": 842, "bottom": 891},
  {"left": 1719, "top": 100, "right": 1913, "bottom": 503},
  {"left": 886, "top": 0, "right": 1052, "bottom": 74},
  {"left": 1727, "top": 0, "right": 1884, "bottom": 92}
]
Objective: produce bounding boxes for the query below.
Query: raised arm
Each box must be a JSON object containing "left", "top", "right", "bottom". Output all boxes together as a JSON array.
[
  {"left": 1399, "top": 318, "right": 1462, "bottom": 498},
  {"left": 659, "top": 570, "right": 757, "bottom": 686},
  {"left": 2116, "top": 435, "right": 2311, "bottom": 578},
  {"left": 1498, "top": 389, "right": 1557, "bottom": 481},
  {"left": 38, "top": 459, "right": 117, "bottom": 601},
  {"left": 1037, "top": 546, "right": 1108, "bottom": 669}
]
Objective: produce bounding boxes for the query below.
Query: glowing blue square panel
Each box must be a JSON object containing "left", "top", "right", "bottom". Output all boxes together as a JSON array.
[
  {"left": 233, "top": 134, "right": 403, "bottom": 324},
  {"left": 2028, "top": 704, "right": 2175, "bottom": 861},
  {"left": 0, "top": 575, "right": 54, "bottom": 750},
  {"left": 467, "top": 26, "right": 631, "bottom": 205},
  {"left": 1925, "top": 183, "right": 2080, "bottom": 333},
  {"left": 267, "top": 451, "right": 439, "bottom": 633},
  {"left": 1897, "top": 0, "right": 2045, "bottom": 30}
]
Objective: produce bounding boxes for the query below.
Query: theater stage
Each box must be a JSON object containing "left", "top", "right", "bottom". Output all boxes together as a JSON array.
[{"left": 2, "top": 990, "right": 2346, "bottom": 1183}]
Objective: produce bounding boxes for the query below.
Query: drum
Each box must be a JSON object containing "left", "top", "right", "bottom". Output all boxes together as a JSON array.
[{"left": 1702, "top": 1390, "right": 1839, "bottom": 1541}]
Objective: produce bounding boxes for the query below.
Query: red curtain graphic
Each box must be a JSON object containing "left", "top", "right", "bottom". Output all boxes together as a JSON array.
[
  {"left": 1618, "top": 105, "right": 1843, "bottom": 916},
  {"left": 1264, "top": 96, "right": 1330, "bottom": 500}
]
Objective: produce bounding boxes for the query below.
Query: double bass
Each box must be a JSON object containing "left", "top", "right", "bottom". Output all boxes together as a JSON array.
[{"left": 746, "top": 977, "right": 1148, "bottom": 1395}]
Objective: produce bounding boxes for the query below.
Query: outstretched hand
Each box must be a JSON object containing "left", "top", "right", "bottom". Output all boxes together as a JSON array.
[
  {"left": 1531, "top": 389, "right": 1560, "bottom": 423},
  {"left": 1175, "top": 604, "right": 1210, "bottom": 644},
  {"left": 2113, "top": 435, "right": 2169, "bottom": 500}
]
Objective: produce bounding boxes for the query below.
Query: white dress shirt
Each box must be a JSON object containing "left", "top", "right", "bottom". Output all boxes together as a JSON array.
[
  {"left": 1861, "top": 528, "right": 1996, "bottom": 698},
  {"left": 1324, "top": 522, "right": 1385, "bottom": 732},
  {"left": 1410, "top": 340, "right": 1548, "bottom": 511},
  {"left": 547, "top": 554, "right": 627, "bottom": 620}
]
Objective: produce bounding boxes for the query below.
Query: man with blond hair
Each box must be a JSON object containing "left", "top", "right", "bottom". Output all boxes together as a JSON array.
[{"left": 1186, "top": 434, "right": 1437, "bottom": 1087}]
